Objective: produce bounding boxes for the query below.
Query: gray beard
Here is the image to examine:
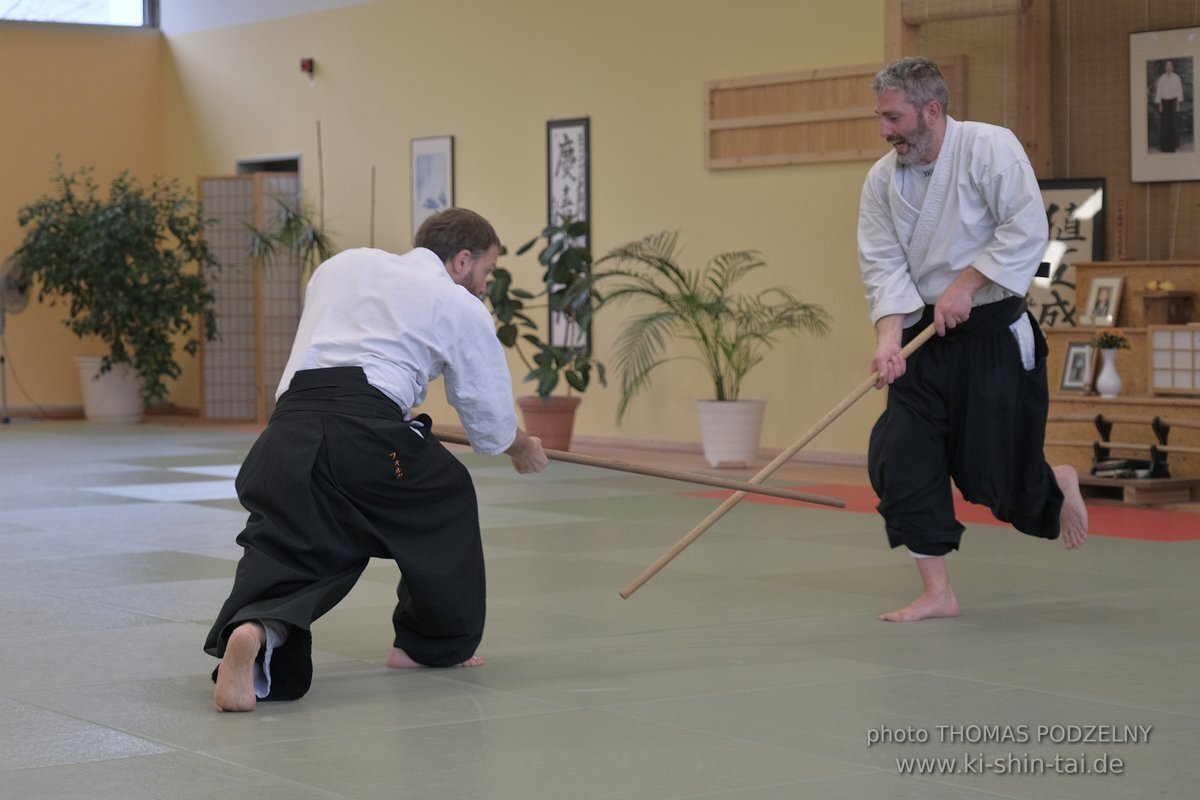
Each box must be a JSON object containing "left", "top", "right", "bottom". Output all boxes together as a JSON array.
[{"left": 895, "top": 128, "right": 934, "bottom": 166}]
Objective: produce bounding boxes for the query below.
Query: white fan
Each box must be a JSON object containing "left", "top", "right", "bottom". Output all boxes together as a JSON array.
[{"left": 0, "top": 256, "right": 31, "bottom": 424}]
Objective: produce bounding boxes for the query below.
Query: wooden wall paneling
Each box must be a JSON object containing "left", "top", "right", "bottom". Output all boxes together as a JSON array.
[
  {"left": 1055, "top": 0, "right": 1200, "bottom": 263},
  {"left": 883, "top": 0, "right": 1050, "bottom": 174}
]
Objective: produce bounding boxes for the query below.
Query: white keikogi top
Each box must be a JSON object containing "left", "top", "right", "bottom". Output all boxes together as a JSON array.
[
  {"left": 857, "top": 116, "right": 1049, "bottom": 327},
  {"left": 277, "top": 246, "right": 518, "bottom": 456}
]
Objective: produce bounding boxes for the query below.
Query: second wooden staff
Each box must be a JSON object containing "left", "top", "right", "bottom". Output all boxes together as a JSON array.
[{"left": 619, "top": 323, "right": 938, "bottom": 599}]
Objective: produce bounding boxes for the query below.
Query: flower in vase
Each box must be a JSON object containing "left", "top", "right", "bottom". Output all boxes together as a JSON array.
[{"left": 1092, "top": 328, "right": 1129, "bottom": 349}]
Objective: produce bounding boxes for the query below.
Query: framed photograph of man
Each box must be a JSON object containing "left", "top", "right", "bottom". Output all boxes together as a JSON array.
[
  {"left": 1060, "top": 342, "right": 1095, "bottom": 393},
  {"left": 1084, "top": 276, "right": 1123, "bottom": 328},
  {"left": 1130, "top": 28, "right": 1198, "bottom": 182}
]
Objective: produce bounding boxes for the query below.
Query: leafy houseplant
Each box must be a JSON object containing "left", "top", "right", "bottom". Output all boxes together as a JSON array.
[
  {"left": 246, "top": 197, "right": 336, "bottom": 280},
  {"left": 13, "top": 162, "right": 221, "bottom": 405},
  {"left": 485, "top": 217, "right": 606, "bottom": 451},
  {"left": 597, "top": 230, "right": 831, "bottom": 421},
  {"left": 486, "top": 217, "right": 606, "bottom": 399}
]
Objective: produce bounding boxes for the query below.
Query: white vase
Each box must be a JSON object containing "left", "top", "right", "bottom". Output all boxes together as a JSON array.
[
  {"left": 74, "top": 355, "right": 144, "bottom": 423},
  {"left": 1095, "top": 348, "right": 1122, "bottom": 398},
  {"left": 696, "top": 399, "right": 765, "bottom": 468}
]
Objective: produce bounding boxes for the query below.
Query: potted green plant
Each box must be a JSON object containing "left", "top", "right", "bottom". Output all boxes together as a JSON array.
[
  {"left": 597, "top": 230, "right": 831, "bottom": 467},
  {"left": 12, "top": 161, "right": 221, "bottom": 421},
  {"left": 485, "top": 217, "right": 605, "bottom": 450}
]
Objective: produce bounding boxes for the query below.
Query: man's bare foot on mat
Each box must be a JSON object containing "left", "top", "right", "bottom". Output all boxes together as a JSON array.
[
  {"left": 214, "top": 622, "right": 264, "bottom": 712},
  {"left": 1054, "top": 464, "right": 1089, "bottom": 550},
  {"left": 879, "top": 588, "right": 960, "bottom": 622},
  {"left": 386, "top": 646, "right": 484, "bottom": 669}
]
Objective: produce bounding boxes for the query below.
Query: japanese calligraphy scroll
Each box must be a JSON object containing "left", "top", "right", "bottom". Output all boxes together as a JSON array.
[
  {"left": 1029, "top": 179, "right": 1106, "bottom": 329},
  {"left": 546, "top": 117, "right": 590, "bottom": 350}
]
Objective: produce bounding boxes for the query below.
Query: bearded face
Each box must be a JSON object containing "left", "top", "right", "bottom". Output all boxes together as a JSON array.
[{"left": 875, "top": 89, "right": 938, "bottom": 166}]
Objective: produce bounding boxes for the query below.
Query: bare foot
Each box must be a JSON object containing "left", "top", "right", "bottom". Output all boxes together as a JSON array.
[
  {"left": 1053, "top": 464, "right": 1088, "bottom": 550},
  {"left": 214, "top": 622, "right": 264, "bottom": 712},
  {"left": 386, "top": 646, "right": 484, "bottom": 669},
  {"left": 879, "top": 589, "right": 960, "bottom": 622}
]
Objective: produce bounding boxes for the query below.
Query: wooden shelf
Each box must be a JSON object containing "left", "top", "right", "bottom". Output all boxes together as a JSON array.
[{"left": 1043, "top": 260, "right": 1200, "bottom": 484}]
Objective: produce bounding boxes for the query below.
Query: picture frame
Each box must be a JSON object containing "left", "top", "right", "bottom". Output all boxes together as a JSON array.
[
  {"left": 1060, "top": 342, "right": 1095, "bottom": 393},
  {"left": 547, "top": 117, "right": 590, "bottom": 229},
  {"left": 1084, "top": 276, "right": 1124, "bottom": 328},
  {"left": 1030, "top": 178, "right": 1106, "bottom": 329},
  {"left": 411, "top": 135, "right": 454, "bottom": 234},
  {"left": 546, "top": 117, "right": 590, "bottom": 350},
  {"left": 1130, "top": 28, "right": 1198, "bottom": 182}
]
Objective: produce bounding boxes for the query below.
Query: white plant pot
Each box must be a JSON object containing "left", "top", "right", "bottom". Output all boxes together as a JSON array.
[
  {"left": 696, "top": 399, "right": 765, "bottom": 468},
  {"left": 74, "top": 355, "right": 144, "bottom": 423}
]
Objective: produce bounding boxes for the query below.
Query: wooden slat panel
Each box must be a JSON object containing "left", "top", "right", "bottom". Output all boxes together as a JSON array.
[
  {"left": 704, "top": 57, "right": 965, "bottom": 170},
  {"left": 902, "top": 0, "right": 1031, "bottom": 25}
]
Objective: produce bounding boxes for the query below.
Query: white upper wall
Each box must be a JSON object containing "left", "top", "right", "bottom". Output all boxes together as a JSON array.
[{"left": 159, "top": 0, "right": 376, "bottom": 35}]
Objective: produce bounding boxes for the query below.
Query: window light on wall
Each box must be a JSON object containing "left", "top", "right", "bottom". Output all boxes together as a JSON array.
[{"left": 1, "top": 0, "right": 154, "bottom": 27}]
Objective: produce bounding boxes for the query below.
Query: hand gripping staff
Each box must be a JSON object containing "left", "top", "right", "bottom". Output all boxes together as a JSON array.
[{"left": 619, "top": 323, "right": 938, "bottom": 598}]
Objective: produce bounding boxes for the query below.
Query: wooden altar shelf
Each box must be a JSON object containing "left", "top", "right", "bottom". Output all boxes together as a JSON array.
[
  {"left": 1076, "top": 475, "right": 1200, "bottom": 505},
  {"left": 1048, "top": 413, "right": 1200, "bottom": 430},
  {"left": 1045, "top": 440, "right": 1200, "bottom": 457}
]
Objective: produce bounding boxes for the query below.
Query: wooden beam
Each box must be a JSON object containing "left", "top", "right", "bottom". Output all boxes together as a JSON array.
[
  {"left": 902, "top": 0, "right": 1032, "bottom": 25},
  {"left": 885, "top": 0, "right": 920, "bottom": 62},
  {"left": 1016, "top": 0, "right": 1053, "bottom": 175}
]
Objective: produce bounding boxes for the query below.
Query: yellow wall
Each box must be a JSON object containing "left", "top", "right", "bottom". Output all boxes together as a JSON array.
[
  {"left": 161, "top": 0, "right": 888, "bottom": 458},
  {"left": 1, "top": 3, "right": 889, "bottom": 457},
  {"left": 0, "top": 22, "right": 165, "bottom": 412}
]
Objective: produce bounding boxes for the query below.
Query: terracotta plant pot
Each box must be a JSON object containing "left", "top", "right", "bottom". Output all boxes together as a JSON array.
[{"left": 517, "top": 395, "right": 582, "bottom": 451}]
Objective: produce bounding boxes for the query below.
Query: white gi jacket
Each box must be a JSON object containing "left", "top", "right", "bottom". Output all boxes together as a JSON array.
[
  {"left": 858, "top": 116, "right": 1049, "bottom": 325},
  {"left": 278, "top": 247, "right": 519, "bottom": 455}
]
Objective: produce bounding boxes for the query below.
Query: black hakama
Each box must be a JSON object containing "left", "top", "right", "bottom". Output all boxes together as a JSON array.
[
  {"left": 867, "top": 298, "right": 1065, "bottom": 556},
  {"left": 204, "top": 367, "right": 485, "bottom": 700}
]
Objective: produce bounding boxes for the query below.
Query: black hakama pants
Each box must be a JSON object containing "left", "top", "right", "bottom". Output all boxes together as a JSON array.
[
  {"left": 204, "top": 367, "right": 485, "bottom": 700},
  {"left": 867, "top": 298, "right": 1065, "bottom": 556}
]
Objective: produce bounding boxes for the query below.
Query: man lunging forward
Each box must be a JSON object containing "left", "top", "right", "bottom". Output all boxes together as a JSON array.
[{"left": 205, "top": 208, "right": 548, "bottom": 710}]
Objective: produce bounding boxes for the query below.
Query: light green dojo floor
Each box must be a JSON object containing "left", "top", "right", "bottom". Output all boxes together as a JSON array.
[{"left": 1, "top": 420, "right": 1198, "bottom": 799}]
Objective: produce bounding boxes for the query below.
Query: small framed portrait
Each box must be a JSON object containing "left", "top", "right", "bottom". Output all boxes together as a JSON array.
[
  {"left": 1060, "top": 342, "right": 1095, "bottom": 392},
  {"left": 1084, "top": 276, "right": 1123, "bottom": 327}
]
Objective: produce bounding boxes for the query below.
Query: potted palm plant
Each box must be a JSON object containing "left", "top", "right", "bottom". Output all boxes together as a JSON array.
[
  {"left": 246, "top": 196, "right": 336, "bottom": 279},
  {"left": 598, "top": 230, "right": 830, "bottom": 467},
  {"left": 485, "top": 217, "right": 605, "bottom": 450},
  {"left": 12, "top": 161, "right": 220, "bottom": 421}
]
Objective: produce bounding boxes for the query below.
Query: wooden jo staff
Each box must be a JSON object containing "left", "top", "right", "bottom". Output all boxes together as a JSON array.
[
  {"left": 435, "top": 430, "right": 845, "bottom": 507},
  {"left": 619, "top": 322, "right": 938, "bottom": 599}
]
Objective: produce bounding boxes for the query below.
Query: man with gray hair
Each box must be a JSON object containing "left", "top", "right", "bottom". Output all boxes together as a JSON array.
[{"left": 857, "top": 57, "right": 1088, "bottom": 622}]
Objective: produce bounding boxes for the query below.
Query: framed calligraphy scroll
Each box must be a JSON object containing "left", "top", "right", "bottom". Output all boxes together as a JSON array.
[
  {"left": 546, "top": 117, "right": 590, "bottom": 350},
  {"left": 1029, "top": 178, "right": 1106, "bottom": 329}
]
